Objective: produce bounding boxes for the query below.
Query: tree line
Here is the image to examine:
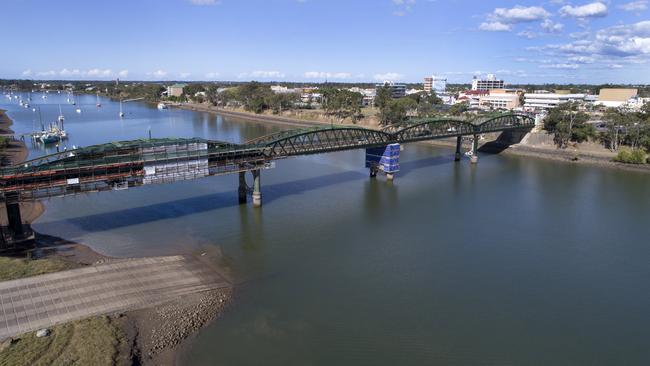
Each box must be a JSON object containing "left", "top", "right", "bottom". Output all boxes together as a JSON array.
[{"left": 544, "top": 101, "right": 650, "bottom": 163}]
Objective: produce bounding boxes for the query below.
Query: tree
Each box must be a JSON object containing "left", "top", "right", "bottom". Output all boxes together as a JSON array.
[
  {"left": 379, "top": 98, "right": 417, "bottom": 125},
  {"left": 374, "top": 84, "right": 392, "bottom": 110},
  {"left": 322, "top": 88, "right": 363, "bottom": 121},
  {"left": 449, "top": 102, "right": 469, "bottom": 116},
  {"left": 602, "top": 108, "right": 650, "bottom": 151},
  {"left": 236, "top": 82, "right": 273, "bottom": 113},
  {"left": 267, "top": 92, "right": 299, "bottom": 114},
  {"left": 182, "top": 83, "right": 205, "bottom": 99},
  {"left": 544, "top": 102, "right": 593, "bottom": 148},
  {"left": 406, "top": 91, "right": 442, "bottom": 117}
]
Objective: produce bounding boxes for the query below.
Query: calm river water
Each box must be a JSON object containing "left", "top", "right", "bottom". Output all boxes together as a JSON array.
[{"left": 3, "top": 92, "right": 650, "bottom": 365}]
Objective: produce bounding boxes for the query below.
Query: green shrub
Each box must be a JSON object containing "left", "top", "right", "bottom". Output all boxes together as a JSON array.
[{"left": 614, "top": 148, "right": 648, "bottom": 164}]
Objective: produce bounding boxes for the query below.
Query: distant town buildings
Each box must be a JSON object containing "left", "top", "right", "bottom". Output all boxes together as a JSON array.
[
  {"left": 471, "top": 74, "right": 504, "bottom": 91},
  {"left": 524, "top": 92, "right": 587, "bottom": 110},
  {"left": 423, "top": 75, "right": 447, "bottom": 94},
  {"left": 376, "top": 81, "right": 406, "bottom": 99},
  {"left": 479, "top": 89, "right": 521, "bottom": 110},
  {"left": 167, "top": 83, "right": 187, "bottom": 97},
  {"left": 597, "top": 88, "right": 638, "bottom": 108}
]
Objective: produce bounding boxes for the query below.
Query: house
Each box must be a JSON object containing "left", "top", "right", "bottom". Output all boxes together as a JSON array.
[{"left": 167, "top": 84, "right": 187, "bottom": 97}]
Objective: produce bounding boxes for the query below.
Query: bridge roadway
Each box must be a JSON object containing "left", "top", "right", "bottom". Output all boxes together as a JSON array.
[{"left": 0, "top": 113, "right": 534, "bottom": 239}]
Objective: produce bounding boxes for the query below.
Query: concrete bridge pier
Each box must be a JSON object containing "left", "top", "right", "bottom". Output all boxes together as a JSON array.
[
  {"left": 369, "top": 166, "right": 378, "bottom": 178},
  {"left": 4, "top": 193, "right": 23, "bottom": 236},
  {"left": 238, "top": 171, "right": 247, "bottom": 204},
  {"left": 252, "top": 170, "right": 262, "bottom": 208},
  {"left": 455, "top": 136, "right": 462, "bottom": 162},
  {"left": 470, "top": 134, "right": 479, "bottom": 164}
]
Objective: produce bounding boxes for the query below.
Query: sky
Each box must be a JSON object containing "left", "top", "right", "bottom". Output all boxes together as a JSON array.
[{"left": 2, "top": 0, "right": 649, "bottom": 84}]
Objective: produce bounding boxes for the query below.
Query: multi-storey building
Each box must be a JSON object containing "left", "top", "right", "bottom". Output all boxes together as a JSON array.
[
  {"left": 471, "top": 74, "right": 504, "bottom": 91},
  {"left": 423, "top": 75, "right": 447, "bottom": 94},
  {"left": 376, "top": 81, "right": 406, "bottom": 99}
]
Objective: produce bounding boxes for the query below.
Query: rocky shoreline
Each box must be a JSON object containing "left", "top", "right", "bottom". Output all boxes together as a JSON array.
[{"left": 1, "top": 108, "right": 233, "bottom": 366}]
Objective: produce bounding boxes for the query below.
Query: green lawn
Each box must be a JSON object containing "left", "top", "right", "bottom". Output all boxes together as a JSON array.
[
  {"left": 0, "top": 256, "right": 74, "bottom": 281},
  {"left": 0, "top": 316, "right": 129, "bottom": 366}
]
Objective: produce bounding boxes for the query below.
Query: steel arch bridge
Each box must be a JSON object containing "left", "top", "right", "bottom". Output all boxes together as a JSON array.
[{"left": 0, "top": 113, "right": 534, "bottom": 203}]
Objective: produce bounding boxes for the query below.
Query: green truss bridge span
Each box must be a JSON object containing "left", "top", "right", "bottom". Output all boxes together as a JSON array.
[{"left": 0, "top": 113, "right": 533, "bottom": 240}]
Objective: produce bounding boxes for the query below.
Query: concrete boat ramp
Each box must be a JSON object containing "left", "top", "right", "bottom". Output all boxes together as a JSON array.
[{"left": 0, "top": 255, "right": 229, "bottom": 340}]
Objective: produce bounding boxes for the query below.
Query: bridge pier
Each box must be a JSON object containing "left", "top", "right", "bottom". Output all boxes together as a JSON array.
[
  {"left": 470, "top": 134, "right": 479, "bottom": 164},
  {"left": 252, "top": 170, "right": 262, "bottom": 208},
  {"left": 369, "top": 166, "right": 378, "bottom": 178},
  {"left": 4, "top": 193, "right": 23, "bottom": 236},
  {"left": 238, "top": 171, "right": 247, "bottom": 204},
  {"left": 455, "top": 136, "right": 462, "bottom": 162}
]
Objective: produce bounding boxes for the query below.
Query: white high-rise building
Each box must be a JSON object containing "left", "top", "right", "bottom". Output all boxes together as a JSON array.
[
  {"left": 423, "top": 75, "right": 447, "bottom": 94},
  {"left": 471, "top": 74, "right": 504, "bottom": 91}
]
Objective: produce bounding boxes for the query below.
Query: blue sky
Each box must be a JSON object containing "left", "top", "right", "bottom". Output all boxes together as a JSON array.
[{"left": 2, "top": 0, "right": 649, "bottom": 84}]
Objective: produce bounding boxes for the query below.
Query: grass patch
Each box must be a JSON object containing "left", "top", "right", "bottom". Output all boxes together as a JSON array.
[
  {"left": 0, "top": 316, "right": 129, "bottom": 366},
  {"left": 0, "top": 256, "right": 74, "bottom": 281},
  {"left": 613, "top": 148, "right": 648, "bottom": 164}
]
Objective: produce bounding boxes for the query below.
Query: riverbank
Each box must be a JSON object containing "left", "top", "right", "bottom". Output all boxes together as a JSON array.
[
  {"left": 175, "top": 103, "right": 650, "bottom": 174},
  {"left": 0, "top": 108, "right": 234, "bottom": 366}
]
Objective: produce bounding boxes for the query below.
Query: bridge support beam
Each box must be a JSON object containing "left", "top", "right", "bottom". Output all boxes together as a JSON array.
[
  {"left": 238, "top": 171, "right": 247, "bottom": 204},
  {"left": 5, "top": 193, "right": 23, "bottom": 236},
  {"left": 470, "top": 134, "right": 479, "bottom": 164},
  {"left": 455, "top": 136, "right": 462, "bottom": 162},
  {"left": 252, "top": 170, "right": 262, "bottom": 208}
]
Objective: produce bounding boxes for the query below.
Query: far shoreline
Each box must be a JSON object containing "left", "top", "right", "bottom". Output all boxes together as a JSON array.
[{"left": 174, "top": 102, "right": 650, "bottom": 175}]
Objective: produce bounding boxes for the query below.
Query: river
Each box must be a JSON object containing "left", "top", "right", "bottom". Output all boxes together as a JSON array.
[{"left": 3, "top": 91, "right": 650, "bottom": 365}]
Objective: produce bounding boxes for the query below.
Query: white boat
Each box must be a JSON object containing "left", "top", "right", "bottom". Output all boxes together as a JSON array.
[
  {"left": 76, "top": 107, "right": 81, "bottom": 113},
  {"left": 57, "top": 105, "right": 65, "bottom": 123},
  {"left": 157, "top": 102, "right": 167, "bottom": 110},
  {"left": 96, "top": 93, "right": 101, "bottom": 107},
  {"left": 119, "top": 100, "right": 125, "bottom": 117}
]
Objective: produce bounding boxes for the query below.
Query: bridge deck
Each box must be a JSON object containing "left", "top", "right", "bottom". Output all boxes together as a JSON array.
[{"left": 0, "top": 113, "right": 535, "bottom": 201}]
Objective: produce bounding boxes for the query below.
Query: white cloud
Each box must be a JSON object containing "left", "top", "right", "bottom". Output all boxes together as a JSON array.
[
  {"left": 559, "top": 2, "right": 607, "bottom": 18},
  {"left": 619, "top": 1, "right": 648, "bottom": 11},
  {"left": 480, "top": 22, "right": 512, "bottom": 32},
  {"left": 373, "top": 72, "right": 403, "bottom": 81},
  {"left": 205, "top": 72, "right": 220, "bottom": 79},
  {"left": 489, "top": 6, "right": 550, "bottom": 23},
  {"left": 391, "top": 0, "right": 415, "bottom": 16},
  {"left": 541, "top": 19, "right": 564, "bottom": 33},
  {"left": 59, "top": 68, "right": 81, "bottom": 77},
  {"left": 86, "top": 68, "right": 113, "bottom": 77},
  {"left": 240, "top": 70, "right": 285, "bottom": 79},
  {"left": 36, "top": 70, "right": 57, "bottom": 77},
  {"left": 540, "top": 63, "right": 580, "bottom": 69},
  {"left": 609, "top": 64, "right": 624, "bottom": 68},
  {"left": 188, "top": 0, "right": 220, "bottom": 5},
  {"left": 179, "top": 72, "right": 192, "bottom": 79},
  {"left": 544, "top": 20, "right": 650, "bottom": 57},
  {"left": 518, "top": 30, "right": 538, "bottom": 39},
  {"left": 118, "top": 70, "right": 129, "bottom": 78},
  {"left": 150, "top": 70, "right": 168, "bottom": 79},
  {"left": 568, "top": 55, "right": 595, "bottom": 63},
  {"left": 303, "top": 71, "right": 352, "bottom": 79},
  {"left": 22, "top": 69, "right": 32, "bottom": 77}
]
